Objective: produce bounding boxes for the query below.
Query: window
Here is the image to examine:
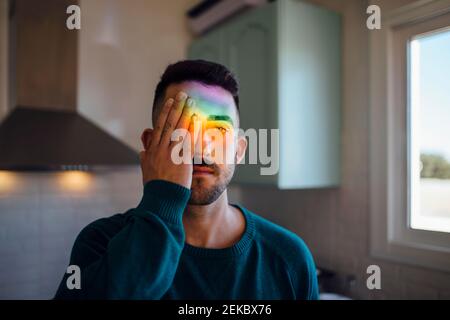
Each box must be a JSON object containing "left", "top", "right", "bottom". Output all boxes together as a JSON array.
[
  {"left": 370, "top": 0, "right": 450, "bottom": 272},
  {"left": 409, "top": 28, "right": 450, "bottom": 234}
]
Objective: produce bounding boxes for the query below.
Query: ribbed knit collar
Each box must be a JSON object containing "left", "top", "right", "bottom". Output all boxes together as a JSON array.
[{"left": 182, "top": 204, "right": 255, "bottom": 259}]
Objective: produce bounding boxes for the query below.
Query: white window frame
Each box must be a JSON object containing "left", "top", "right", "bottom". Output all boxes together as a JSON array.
[
  {"left": 409, "top": 27, "right": 450, "bottom": 234},
  {"left": 369, "top": 0, "right": 450, "bottom": 272}
]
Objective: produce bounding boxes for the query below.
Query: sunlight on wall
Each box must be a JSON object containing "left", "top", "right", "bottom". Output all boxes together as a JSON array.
[
  {"left": 57, "top": 171, "right": 93, "bottom": 192},
  {"left": 0, "top": 171, "right": 18, "bottom": 192}
]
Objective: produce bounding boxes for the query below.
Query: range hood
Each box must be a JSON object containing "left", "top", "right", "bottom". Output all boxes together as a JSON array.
[
  {"left": 0, "top": 0, "right": 139, "bottom": 170},
  {"left": 0, "top": 107, "right": 139, "bottom": 170}
]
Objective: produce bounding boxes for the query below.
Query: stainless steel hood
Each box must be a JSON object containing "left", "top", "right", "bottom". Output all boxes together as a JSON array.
[
  {"left": 1, "top": 0, "right": 139, "bottom": 170},
  {"left": 0, "top": 107, "right": 139, "bottom": 170}
]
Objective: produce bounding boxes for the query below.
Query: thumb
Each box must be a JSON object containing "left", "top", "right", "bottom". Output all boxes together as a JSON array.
[{"left": 139, "top": 150, "right": 146, "bottom": 164}]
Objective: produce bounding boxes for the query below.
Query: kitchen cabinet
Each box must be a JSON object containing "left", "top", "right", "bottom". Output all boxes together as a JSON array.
[
  {"left": 188, "top": 0, "right": 341, "bottom": 189},
  {"left": 188, "top": 27, "right": 225, "bottom": 65}
]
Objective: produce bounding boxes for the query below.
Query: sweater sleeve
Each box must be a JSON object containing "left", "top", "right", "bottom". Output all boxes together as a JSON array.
[
  {"left": 54, "top": 180, "right": 190, "bottom": 300},
  {"left": 287, "top": 237, "right": 320, "bottom": 300}
]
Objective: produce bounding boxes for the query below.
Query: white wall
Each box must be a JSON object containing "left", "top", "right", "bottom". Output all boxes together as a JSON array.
[
  {"left": 0, "top": 0, "right": 8, "bottom": 121},
  {"left": 78, "top": 0, "right": 197, "bottom": 151},
  {"left": 0, "top": 168, "right": 143, "bottom": 299}
]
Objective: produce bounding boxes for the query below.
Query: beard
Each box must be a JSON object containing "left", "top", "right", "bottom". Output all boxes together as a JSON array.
[{"left": 188, "top": 163, "right": 235, "bottom": 205}]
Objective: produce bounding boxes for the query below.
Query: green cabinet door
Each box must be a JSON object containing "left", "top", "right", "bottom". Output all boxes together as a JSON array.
[
  {"left": 188, "top": 28, "right": 224, "bottom": 65},
  {"left": 223, "top": 4, "right": 278, "bottom": 185}
]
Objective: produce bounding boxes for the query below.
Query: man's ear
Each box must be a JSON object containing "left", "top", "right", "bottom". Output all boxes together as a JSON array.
[
  {"left": 141, "top": 128, "right": 153, "bottom": 150},
  {"left": 235, "top": 135, "right": 247, "bottom": 164}
]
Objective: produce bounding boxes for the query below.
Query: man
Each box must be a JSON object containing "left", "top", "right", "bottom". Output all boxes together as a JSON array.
[{"left": 55, "top": 60, "right": 319, "bottom": 299}]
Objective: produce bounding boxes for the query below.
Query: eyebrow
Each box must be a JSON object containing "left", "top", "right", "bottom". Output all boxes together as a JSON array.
[{"left": 207, "top": 115, "right": 234, "bottom": 126}]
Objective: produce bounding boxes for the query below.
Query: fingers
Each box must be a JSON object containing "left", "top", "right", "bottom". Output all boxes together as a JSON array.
[
  {"left": 191, "top": 114, "right": 203, "bottom": 163},
  {"left": 139, "top": 150, "right": 147, "bottom": 169},
  {"left": 169, "top": 98, "right": 194, "bottom": 147},
  {"left": 151, "top": 98, "right": 174, "bottom": 148},
  {"left": 178, "top": 114, "right": 200, "bottom": 163},
  {"left": 141, "top": 129, "right": 153, "bottom": 151},
  {"left": 183, "top": 114, "right": 195, "bottom": 158},
  {"left": 160, "top": 91, "right": 188, "bottom": 146}
]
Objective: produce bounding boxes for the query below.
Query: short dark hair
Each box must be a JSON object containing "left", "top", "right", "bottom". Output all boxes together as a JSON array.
[{"left": 152, "top": 60, "right": 239, "bottom": 124}]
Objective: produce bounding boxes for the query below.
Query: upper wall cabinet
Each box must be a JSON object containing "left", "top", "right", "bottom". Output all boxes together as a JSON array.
[
  {"left": 188, "top": 0, "right": 341, "bottom": 189},
  {"left": 188, "top": 27, "right": 225, "bottom": 65}
]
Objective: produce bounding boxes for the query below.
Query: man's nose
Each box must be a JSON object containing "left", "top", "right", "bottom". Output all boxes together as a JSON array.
[
  {"left": 191, "top": 118, "right": 206, "bottom": 162},
  {"left": 193, "top": 131, "right": 214, "bottom": 161}
]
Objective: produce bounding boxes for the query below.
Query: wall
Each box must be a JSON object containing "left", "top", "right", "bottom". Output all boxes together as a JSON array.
[
  {"left": 0, "top": 168, "right": 142, "bottom": 299},
  {"left": 233, "top": 0, "right": 450, "bottom": 299},
  {"left": 77, "top": 0, "right": 197, "bottom": 151},
  {"left": 0, "top": 0, "right": 7, "bottom": 120},
  {"left": 14, "top": 0, "right": 78, "bottom": 111}
]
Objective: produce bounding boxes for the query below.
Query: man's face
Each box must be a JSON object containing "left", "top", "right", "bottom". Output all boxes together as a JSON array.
[{"left": 161, "top": 81, "right": 246, "bottom": 205}]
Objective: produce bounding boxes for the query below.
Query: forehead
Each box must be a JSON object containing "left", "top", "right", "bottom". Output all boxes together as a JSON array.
[{"left": 164, "top": 81, "right": 238, "bottom": 124}]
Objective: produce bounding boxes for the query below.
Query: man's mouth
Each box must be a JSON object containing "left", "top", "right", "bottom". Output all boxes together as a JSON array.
[{"left": 193, "top": 165, "right": 214, "bottom": 175}]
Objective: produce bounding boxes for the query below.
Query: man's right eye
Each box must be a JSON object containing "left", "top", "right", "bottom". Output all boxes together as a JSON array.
[{"left": 216, "top": 127, "right": 228, "bottom": 134}]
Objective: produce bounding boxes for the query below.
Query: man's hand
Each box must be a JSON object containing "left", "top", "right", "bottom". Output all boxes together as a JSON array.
[{"left": 140, "top": 91, "right": 196, "bottom": 189}]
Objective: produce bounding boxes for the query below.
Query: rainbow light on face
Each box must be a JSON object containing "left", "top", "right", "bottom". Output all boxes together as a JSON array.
[
  {"left": 181, "top": 81, "right": 237, "bottom": 125},
  {"left": 189, "top": 96, "right": 236, "bottom": 136},
  {"left": 167, "top": 83, "right": 240, "bottom": 164},
  {"left": 176, "top": 96, "right": 236, "bottom": 165}
]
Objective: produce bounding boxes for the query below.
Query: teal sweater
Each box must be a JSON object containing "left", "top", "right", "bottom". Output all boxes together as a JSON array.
[{"left": 54, "top": 180, "right": 319, "bottom": 300}]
